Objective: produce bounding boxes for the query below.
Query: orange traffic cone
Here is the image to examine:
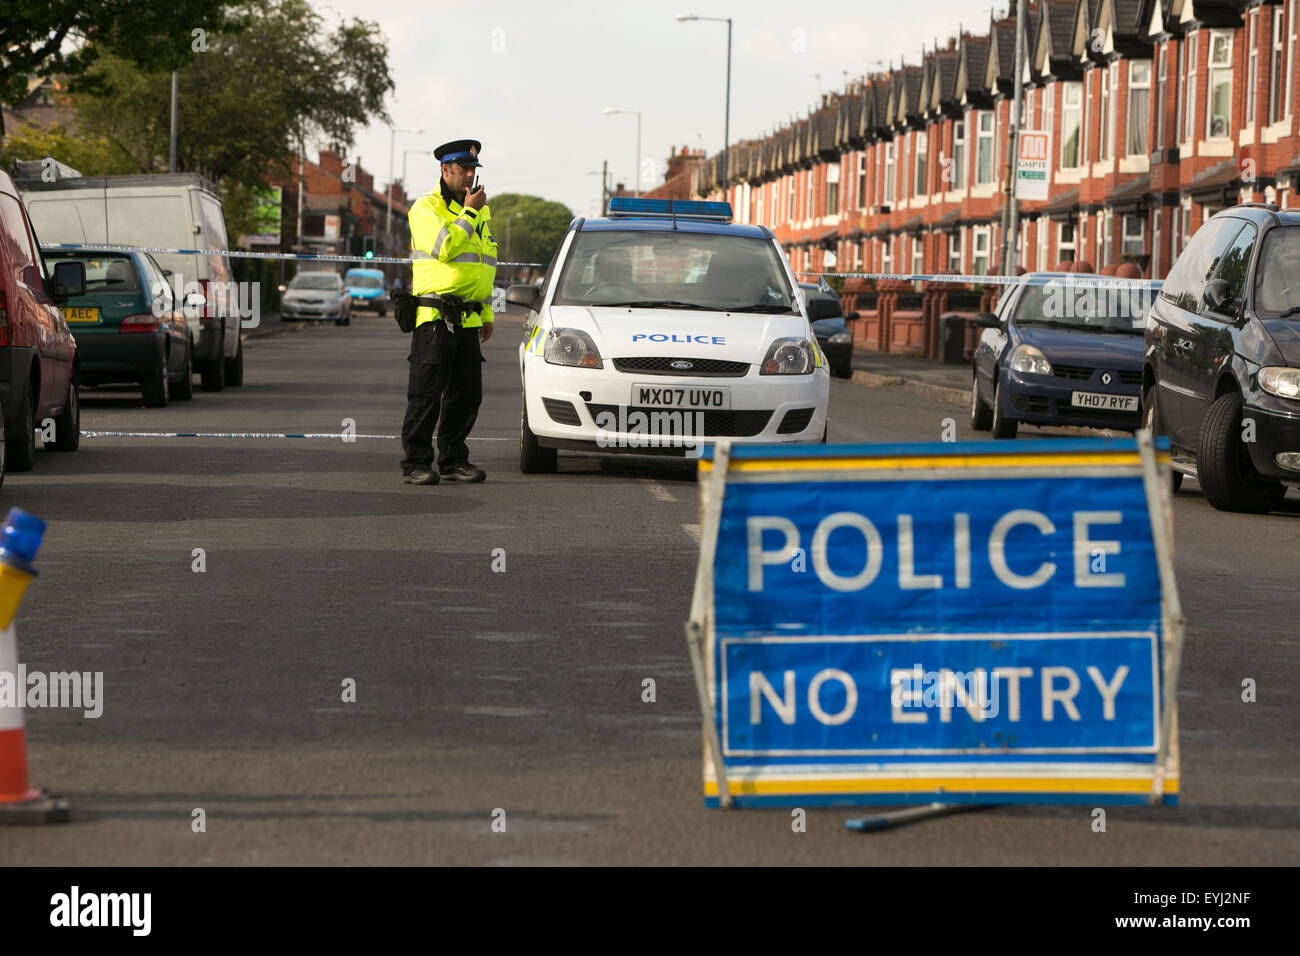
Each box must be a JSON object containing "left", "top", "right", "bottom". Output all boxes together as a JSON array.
[{"left": 0, "top": 509, "right": 68, "bottom": 824}]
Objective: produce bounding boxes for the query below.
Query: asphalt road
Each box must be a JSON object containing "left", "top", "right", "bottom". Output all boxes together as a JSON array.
[{"left": 1, "top": 310, "right": 1296, "bottom": 864}]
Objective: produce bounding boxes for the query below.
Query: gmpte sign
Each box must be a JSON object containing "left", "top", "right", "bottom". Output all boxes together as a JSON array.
[
  {"left": 152, "top": 276, "right": 260, "bottom": 329},
  {"left": 686, "top": 435, "right": 1184, "bottom": 809}
]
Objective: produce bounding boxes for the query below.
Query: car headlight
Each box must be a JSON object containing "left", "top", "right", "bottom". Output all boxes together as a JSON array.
[
  {"left": 1009, "top": 344, "right": 1053, "bottom": 376},
  {"left": 828, "top": 331, "right": 852, "bottom": 344},
  {"left": 761, "top": 337, "right": 816, "bottom": 375},
  {"left": 544, "top": 328, "right": 603, "bottom": 368},
  {"left": 1259, "top": 366, "right": 1300, "bottom": 399}
]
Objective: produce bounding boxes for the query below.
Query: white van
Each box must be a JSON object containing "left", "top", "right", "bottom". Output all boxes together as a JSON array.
[{"left": 20, "top": 173, "right": 244, "bottom": 390}]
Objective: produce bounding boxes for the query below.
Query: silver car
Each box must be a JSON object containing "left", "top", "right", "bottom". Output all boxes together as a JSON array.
[{"left": 280, "top": 272, "right": 352, "bottom": 326}]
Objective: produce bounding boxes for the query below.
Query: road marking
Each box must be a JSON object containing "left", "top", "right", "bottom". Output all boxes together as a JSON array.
[
  {"left": 682, "top": 523, "right": 701, "bottom": 543},
  {"left": 81, "top": 431, "right": 510, "bottom": 441},
  {"left": 643, "top": 481, "right": 676, "bottom": 502}
]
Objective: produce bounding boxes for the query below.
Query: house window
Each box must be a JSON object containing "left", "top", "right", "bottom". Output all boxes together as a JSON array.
[
  {"left": 857, "top": 152, "right": 867, "bottom": 209},
  {"left": 787, "top": 177, "right": 796, "bottom": 222},
  {"left": 1271, "top": 7, "right": 1286, "bottom": 124},
  {"left": 806, "top": 168, "right": 815, "bottom": 218},
  {"left": 1060, "top": 83, "right": 1082, "bottom": 168},
  {"left": 914, "top": 130, "right": 927, "bottom": 196},
  {"left": 1059, "top": 221, "right": 1076, "bottom": 263},
  {"left": 972, "top": 226, "right": 991, "bottom": 275},
  {"left": 948, "top": 231, "right": 962, "bottom": 272},
  {"left": 1248, "top": 11, "right": 1259, "bottom": 126},
  {"left": 1099, "top": 62, "right": 1117, "bottom": 159},
  {"left": 1122, "top": 214, "right": 1145, "bottom": 257},
  {"left": 1289, "top": 0, "right": 1298, "bottom": 118},
  {"left": 976, "top": 111, "right": 995, "bottom": 184},
  {"left": 1175, "top": 41, "right": 1185, "bottom": 144},
  {"left": 827, "top": 162, "right": 840, "bottom": 217},
  {"left": 883, "top": 142, "right": 895, "bottom": 206},
  {"left": 1207, "top": 31, "right": 1233, "bottom": 138},
  {"left": 1157, "top": 45, "right": 1167, "bottom": 149},
  {"left": 881, "top": 235, "right": 892, "bottom": 273},
  {"left": 1127, "top": 61, "right": 1151, "bottom": 156},
  {"left": 1043, "top": 83, "right": 1054, "bottom": 142},
  {"left": 951, "top": 118, "right": 966, "bottom": 190},
  {"left": 1153, "top": 208, "right": 1162, "bottom": 277},
  {"left": 1096, "top": 211, "right": 1106, "bottom": 266},
  {"left": 756, "top": 189, "right": 764, "bottom": 228},
  {"left": 1184, "top": 32, "right": 1199, "bottom": 142}
]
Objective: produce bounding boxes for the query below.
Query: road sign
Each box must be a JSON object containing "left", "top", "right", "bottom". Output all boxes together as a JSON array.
[
  {"left": 685, "top": 435, "right": 1183, "bottom": 809},
  {"left": 1014, "top": 130, "right": 1051, "bottom": 201}
]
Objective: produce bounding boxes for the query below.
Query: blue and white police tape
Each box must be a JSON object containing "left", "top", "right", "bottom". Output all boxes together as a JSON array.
[
  {"left": 41, "top": 243, "right": 546, "bottom": 269},
  {"left": 793, "top": 269, "right": 1163, "bottom": 288},
  {"left": 79, "top": 430, "right": 508, "bottom": 440}
]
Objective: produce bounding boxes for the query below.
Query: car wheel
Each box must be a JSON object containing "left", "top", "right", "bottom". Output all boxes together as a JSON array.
[
  {"left": 990, "top": 379, "right": 1018, "bottom": 439},
  {"left": 224, "top": 336, "right": 244, "bottom": 387},
  {"left": 142, "top": 353, "right": 170, "bottom": 408},
  {"left": 520, "top": 398, "right": 557, "bottom": 474},
  {"left": 1197, "top": 391, "right": 1287, "bottom": 513},
  {"left": 6, "top": 385, "right": 36, "bottom": 472},
  {"left": 378, "top": 306, "right": 387, "bottom": 317},
  {"left": 970, "top": 374, "right": 993, "bottom": 431},
  {"left": 48, "top": 374, "right": 79, "bottom": 452},
  {"left": 335, "top": 318, "right": 346, "bottom": 326},
  {"left": 172, "top": 342, "right": 194, "bottom": 401},
  {"left": 1142, "top": 385, "right": 1180, "bottom": 493}
]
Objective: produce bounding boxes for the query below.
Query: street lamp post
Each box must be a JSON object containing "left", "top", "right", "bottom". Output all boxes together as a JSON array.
[
  {"left": 386, "top": 125, "right": 424, "bottom": 236},
  {"left": 601, "top": 108, "right": 642, "bottom": 196},
  {"left": 676, "top": 13, "right": 732, "bottom": 194},
  {"left": 403, "top": 149, "right": 439, "bottom": 200}
]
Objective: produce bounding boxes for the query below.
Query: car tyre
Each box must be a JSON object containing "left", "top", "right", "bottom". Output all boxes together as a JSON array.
[
  {"left": 1197, "top": 391, "right": 1287, "bottom": 513},
  {"left": 990, "top": 379, "right": 1018, "bottom": 439},
  {"left": 970, "top": 374, "right": 993, "bottom": 431},
  {"left": 6, "top": 386, "right": 36, "bottom": 472},
  {"left": 378, "top": 305, "right": 387, "bottom": 317},
  {"left": 520, "top": 399, "right": 557, "bottom": 474},
  {"left": 201, "top": 354, "right": 226, "bottom": 392},
  {"left": 1142, "top": 385, "right": 1180, "bottom": 493},
  {"left": 224, "top": 336, "right": 244, "bottom": 386},
  {"left": 142, "top": 354, "right": 170, "bottom": 408},
  {"left": 48, "top": 375, "right": 79, "bottom": 452},
  {"left": 172, "top": 342, "right": 194, "bottom": 401}
]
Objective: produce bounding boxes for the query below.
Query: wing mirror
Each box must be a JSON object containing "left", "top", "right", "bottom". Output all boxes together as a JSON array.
[
  {"left": 506, "top": 284, "right": 542, "bottom": 311},
  {"left": 1203, "top": 278, "right": 1235, "bottom": 314},
  {"left": 974, "top": 312, "right": 1001, "bottom": 329},
  {"left": 805, "top": 297, "right": 842, "bottom": 321},
  {"left": 49, "top": 261, "right": 86, "bottom": 302}
]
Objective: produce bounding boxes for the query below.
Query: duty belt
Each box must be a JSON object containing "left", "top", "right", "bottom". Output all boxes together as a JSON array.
[{"left": 414, "top": 294, "right": 487, "bottom": 327}]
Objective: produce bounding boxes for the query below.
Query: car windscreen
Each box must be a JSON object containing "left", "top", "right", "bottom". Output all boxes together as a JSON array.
[
  {"left": 45, "top": 253, "right": 140, "bottom": 293},
  {"left": 346, "top": 275, "right": 383, "bottom": 289},
  {"left": 552, "top": 229, "right": 795, "bottom": 313},
  {"left": 290, "top": 274, "right": 341, "bottom": 290},
  {"left": 1012, "top": 279, "right": 1153, "bottom": 332},
  {"left": 1254, "top": 227, "right": 1300, "bottom": 315}
]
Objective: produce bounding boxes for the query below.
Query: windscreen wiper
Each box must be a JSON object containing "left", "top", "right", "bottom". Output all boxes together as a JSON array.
[
  {"left": 729, "top": 304, "right": 797, "bottom": 313},
  {"left": 597, "top": 300, "right": 706, "bottom": 310},
  {"left": 1276, "top": 306, "right": 1300, "bottom": 318}
]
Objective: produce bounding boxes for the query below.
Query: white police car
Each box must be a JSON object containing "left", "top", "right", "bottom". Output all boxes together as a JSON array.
[{"left": 507, "top": 198, "right": 832, "bottom": 473}]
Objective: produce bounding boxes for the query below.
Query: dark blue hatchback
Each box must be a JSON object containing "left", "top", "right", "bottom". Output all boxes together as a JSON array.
[{"left": 970, "top": 273, "right": 1156, "bottom": 438}]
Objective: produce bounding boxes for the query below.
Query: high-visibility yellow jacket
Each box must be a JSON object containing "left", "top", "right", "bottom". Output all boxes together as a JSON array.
[{"left": 408, "top": 187, "right": 498, "bottom": 329}]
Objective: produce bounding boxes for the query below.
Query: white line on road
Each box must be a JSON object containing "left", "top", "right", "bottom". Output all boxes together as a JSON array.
[
  {"left": 682, "top": 523, "right": 701, "bottom": 543},
  {"left": 641, "top": 481, "right": 677, "bottom": 502}
]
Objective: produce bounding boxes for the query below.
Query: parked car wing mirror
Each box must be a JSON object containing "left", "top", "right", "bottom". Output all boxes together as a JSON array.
[
  {"left": 506, "top": 284, "right": 541, "bottom": 310},
  {"left": 847, "top": 311, "right": 860, "bottom": 320},
  {"left": 1203, "top": 278, "right": 1234, "bottom": 313},
  {"left": 974, "top": 312, "right": 1000, "bottom": 329},
  {"left": 805, "top": 297, "right": 841, "bottom": 321},
  {"left": 49, "top": 260, "right": 86, "bottom": 302}
]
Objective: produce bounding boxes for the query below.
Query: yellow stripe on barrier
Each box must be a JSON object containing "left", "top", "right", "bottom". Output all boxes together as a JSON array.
[
  {"left": 699, "top": 451, "right": 1168, "bottom": 473},
  {"left": 704, "top": 776, "right": 1180, "bottom": 797}
]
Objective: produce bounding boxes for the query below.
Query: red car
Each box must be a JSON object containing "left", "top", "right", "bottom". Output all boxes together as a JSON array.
[{"left": 0, "top": 169, "right": 84, "bottom": 483}]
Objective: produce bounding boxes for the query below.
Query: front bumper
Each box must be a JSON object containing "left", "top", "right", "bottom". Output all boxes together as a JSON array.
[
  {"left": 1242, "top": 391, "right": 1300, "bottom": 481},
  {"left": 1000, "top": 368, "right": 1142, "bottom": 430},
  {"left": 523, "top": 356, "right": 829, "bottom": 451},
  {"left": 282, "top": 301, "right": 346, "bottom": 320},
  {"left": 348, "top": 294, "right": 386, "bottom": 310}
]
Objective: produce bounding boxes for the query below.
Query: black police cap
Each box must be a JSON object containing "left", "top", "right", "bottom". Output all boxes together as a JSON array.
[{"left": 435, "top": 139, "right": 483, "bottom": 167}]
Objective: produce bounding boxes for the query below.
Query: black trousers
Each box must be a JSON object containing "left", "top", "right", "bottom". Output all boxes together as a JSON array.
[{"left": 400, "top": 320, "right": 484, "bottom": 474}]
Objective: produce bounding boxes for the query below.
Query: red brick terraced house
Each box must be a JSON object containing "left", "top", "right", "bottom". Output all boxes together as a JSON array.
[{"left": 690, "top": 0, "right": 1300, "bottom": 357}]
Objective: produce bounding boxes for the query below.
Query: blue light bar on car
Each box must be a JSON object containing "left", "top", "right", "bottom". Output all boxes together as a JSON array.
[{"left": 605, "top": 197, "right": 733, "bottom": 221}]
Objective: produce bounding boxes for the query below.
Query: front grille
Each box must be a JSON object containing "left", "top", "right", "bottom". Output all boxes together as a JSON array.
[
  {"left": 585, "top": 403, "right": 772, "bottom": 437},
  {"left": 1118, "top": 370, "right": 1142, "bottom": 385},
  {"left": 777, "top": 408, "right": 816, "bottom": 434},
  {"left": 542, "top": 397, "right": 582, "bottom": 426},
  {"left": 1053, "top": 364, "right": 1093, "bottom": 380},
  {"left": 612, "top": 356, "right": 750, "bottom": 377}
]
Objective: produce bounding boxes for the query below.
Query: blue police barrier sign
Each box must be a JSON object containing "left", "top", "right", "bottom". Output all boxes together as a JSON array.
[{"left": 684, "top": 436, "right": 1184, "bottom": 809}]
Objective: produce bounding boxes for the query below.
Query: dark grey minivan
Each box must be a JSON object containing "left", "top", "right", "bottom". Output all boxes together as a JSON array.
[{"left": 1143, "top": 204, "right": 1300, "bottom": 512}]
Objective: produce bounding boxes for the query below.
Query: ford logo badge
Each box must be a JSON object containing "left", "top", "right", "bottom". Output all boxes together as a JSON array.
[{"left": 670, "top": 360, "right": 694, "bottom": 370}]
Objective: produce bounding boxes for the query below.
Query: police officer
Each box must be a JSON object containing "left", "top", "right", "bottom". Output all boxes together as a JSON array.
[{"left": 400, "top": 139, "right": 497, "bottom": 484}]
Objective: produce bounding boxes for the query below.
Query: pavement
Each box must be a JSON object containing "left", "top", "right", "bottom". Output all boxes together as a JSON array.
[{"left": 0, "top": 309, "right": 1295, "bottom": 865}]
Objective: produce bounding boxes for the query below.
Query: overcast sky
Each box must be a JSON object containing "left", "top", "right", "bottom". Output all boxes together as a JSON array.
[{"left": 317, "top": 0, "right": 991, "bottom": 218}]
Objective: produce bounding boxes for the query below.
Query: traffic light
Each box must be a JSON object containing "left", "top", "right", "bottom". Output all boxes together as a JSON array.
[{"left": 363, "top": 235, "right": 375, "bottom": 259}]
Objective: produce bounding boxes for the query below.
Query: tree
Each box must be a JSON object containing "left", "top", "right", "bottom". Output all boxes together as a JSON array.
[
  {"left": 68, "top": 0, "right": 393, "bottom": 238},
  {"left": 0, "top": 124, "right": 122, "bottom": 176},
  {"left": 0, "top": 1, "right": 241, "bottom": 110},
  {"left": 488, "top": 193, "right": 575, "bottom": 268}
]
